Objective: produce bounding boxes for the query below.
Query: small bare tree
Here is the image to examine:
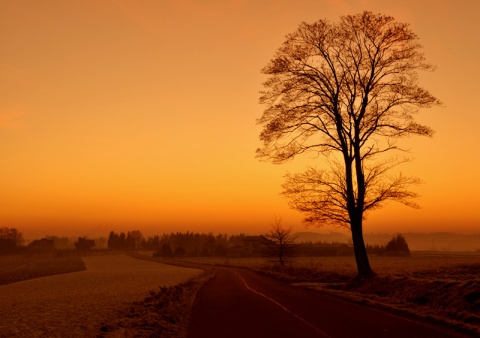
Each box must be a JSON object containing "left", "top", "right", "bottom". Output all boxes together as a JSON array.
[
  {"left": 265, "top": 218, "right": 297, "bottom": 266},
  {"left": 257, "top": 12, "right": 441, "bottom": 277}
]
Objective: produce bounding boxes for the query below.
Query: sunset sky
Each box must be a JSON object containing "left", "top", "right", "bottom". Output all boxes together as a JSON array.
[{"left": 1, "top": 0, "right": 479, "bottom": 239}]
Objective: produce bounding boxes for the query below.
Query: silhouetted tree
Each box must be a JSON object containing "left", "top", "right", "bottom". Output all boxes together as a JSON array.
[
  {"left": 108, "top": 231, "right": 119, "bottom": 249},
  {"left": 200, "top": 246, "right": 210, "bottom": 256},
  {"left": 174, "top": 246, "right": 186, "bottom": 256},
  {"left": 385, "top": 234, "right": 410, "bottom": 255},
  {"left": 125, "top": 232, "right": 135, "bottom": 250},
  {"left": 214, "top": 244, "right": 227, "bottom": 256},
  {"left": 74, "top": 237, "right": 95, "bottom": 250},
  {"left": 265, "top": 218, "right": 297, "bottom": 266},
  {"left": 95, "top": 237, "right": 108, "bottom": 249},
  {"left": 257, "top": 12, "right": 440, "bottom": 276},
  {"left": 159, "top": 243, "right": 173, "bottom": 257},
  {"left": 127, "top": 230, "right": 143, "bottom": 250},
  {"left": 118, "top": 232, "right": 126, "bottom": 249},
  {"left": 46, "top": 236, "right": 72, "bottom": 249},
  {"left": 0, "top": 227, "right": 24, "bottom": 246},
  {"left": 142, "top": 235, "right": 160, "bottom": 251}
]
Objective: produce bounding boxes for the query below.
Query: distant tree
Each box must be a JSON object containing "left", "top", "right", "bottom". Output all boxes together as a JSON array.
[
  {"left": 228, "top": 234, "right": 245, "bottom": 247},
  {"left": 125, "top": 232, "right": 135, "bottom": 250},
  {"left": 174, "top": 246, "right": 186, "bottom": 257},
  {"left": 214, "top": 244, "right": 227, "bottom": 256},
  {"left": 159, "top": 244, "right": 173, "bottom": 257},
  {"left": 384, "top": 234, "right": 410, "bottom": 256},
  {"left": 95, "top": 237, "right": 107, "bottom": 249},
  {"left": 0, "top": 227, "right": 24, "bottom": 246},
  {"left": 144, "top": 235, "right": 160, "bottom": 251},
  {"left": 108, "top": 231, "right": 119, "bottom": 249},
  {"left": 265, "top": 218, "right": 297, "bottom": 266},
  {"left": 130, "top": 230, "right": 144, "bottom": 250},
  {"left": 118, "top": 232, "right": 126, "bottom": 249},
  {"left": 200, "top": 246, "right": 210, "bottom": 256},
  {"left": 46, "top": 236, "right": 72, "bottom": 249},
  {"left": 257, "top": 12, "right": 440, "bottom": 276},
  {"left": 74, "top": 237, "right": 95, "bottom": 250},
  {"left": 366, "top": 243, "right": 386, "bottom": 255}
]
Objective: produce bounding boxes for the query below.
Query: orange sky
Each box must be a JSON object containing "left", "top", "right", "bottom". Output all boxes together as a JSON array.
[{"left": 1, "top": 0, "right": 479, "bottom": 239}]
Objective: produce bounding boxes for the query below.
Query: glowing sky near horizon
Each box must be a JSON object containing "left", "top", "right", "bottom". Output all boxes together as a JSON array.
[{"left": 1, "top": 0, "right": 479, "bottom": 239}]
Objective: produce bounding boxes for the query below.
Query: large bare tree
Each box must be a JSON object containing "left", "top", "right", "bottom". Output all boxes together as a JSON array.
[{"left": 256, "top": 12, "right": 440, "bottom": 276}]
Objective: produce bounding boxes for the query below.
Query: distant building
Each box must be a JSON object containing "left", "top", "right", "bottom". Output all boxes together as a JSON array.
[
  {"left": 27, "top": 238, "right": 55, "bottom": 254},
  {"left": 225, "top": 235, "right": 273, "bottom": 257}
]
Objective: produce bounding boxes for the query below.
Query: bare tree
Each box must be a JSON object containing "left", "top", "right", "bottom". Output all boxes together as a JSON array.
[
  {"left": 257, "top": 12, "right": 440, "bottom": 276},
  {"left": 0, "top": 227, "right": 24, "bottom": 246},
  {"left": 265, "top": 218, "right": 297, "bottom": 266}
]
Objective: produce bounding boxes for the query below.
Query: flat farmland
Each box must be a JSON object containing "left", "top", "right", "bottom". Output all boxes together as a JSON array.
[
  {"left": 0, "top": 254, "right": 86, "bottom": 285},
  {"left": 0, "top": 254, "right": 202, "bottom": 337}
]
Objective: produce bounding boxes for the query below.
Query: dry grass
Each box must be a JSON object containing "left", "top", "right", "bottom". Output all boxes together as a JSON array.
[
  {"left": 98, "top": 270, "right": 214, "bottom": 338},
  {"left": 0, "top": 253, "right": 203, "bottom": 337},
  {"left": 0, "top": 254, "right": 86, "bottom": 285}
]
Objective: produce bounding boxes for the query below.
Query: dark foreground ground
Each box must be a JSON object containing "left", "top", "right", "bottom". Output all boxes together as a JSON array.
[{"left": 188, "top": 267, "right": 470, "bottom": 338}]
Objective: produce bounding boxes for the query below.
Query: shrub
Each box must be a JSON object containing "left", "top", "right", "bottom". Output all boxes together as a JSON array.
[{"left": 384, "top": 234, "right": 410, "bottom": 256}]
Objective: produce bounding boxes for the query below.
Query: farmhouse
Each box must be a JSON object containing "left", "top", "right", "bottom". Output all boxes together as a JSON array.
[{"left": 27, "top": 238, "right": 55, "bottom": 254}]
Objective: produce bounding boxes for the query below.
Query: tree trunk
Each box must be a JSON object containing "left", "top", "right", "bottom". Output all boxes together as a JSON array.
[{"left": 350, "top": 217, "right": 373, "bottom": 277}]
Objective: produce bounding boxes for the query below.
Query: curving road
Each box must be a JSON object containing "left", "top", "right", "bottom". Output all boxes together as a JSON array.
[{"left": 188, "top": 267, "right": 468, "bottom": 338}]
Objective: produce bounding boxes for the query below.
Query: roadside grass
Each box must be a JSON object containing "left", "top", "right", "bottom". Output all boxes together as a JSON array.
[
  {"left": 180, "top": 252, "right": 480, "bottom": 336},
  {"left": 5, "top": 250, "right": 476, "bottom": 336},
  {"left": 98, "top": 255, "right": 214, "bottom": 338},
  {"left": 0, "top": 254, "right": 86, "bottom": 285}
]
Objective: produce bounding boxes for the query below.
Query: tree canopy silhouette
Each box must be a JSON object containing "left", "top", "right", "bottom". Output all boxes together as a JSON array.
[{"left": 257, "top": 11, "right": 440, "bottom": 276}]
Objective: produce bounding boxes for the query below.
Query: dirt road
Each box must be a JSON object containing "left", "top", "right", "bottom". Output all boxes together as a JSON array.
[{"left": 188, "top": 267, "right": 467, "bottom": 338}]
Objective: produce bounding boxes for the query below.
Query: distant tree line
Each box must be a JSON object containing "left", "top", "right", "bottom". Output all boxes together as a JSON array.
[
  {"left": 0, "top": 226, "right": 410, "bottom": 258},
  {"left": 107, "top": 229, "right": 410, "bottom": 258},
  {"left": 107, "top": 230, "right": 247, "bottom": 256},
  {"left": 107, "top": 230, "right": 145, "bottom": 251},
  {"left": 365, "top": 234, "right": 410, "bottom": 256}
]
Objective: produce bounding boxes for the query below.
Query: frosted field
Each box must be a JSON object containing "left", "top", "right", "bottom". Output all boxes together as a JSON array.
[{"left": 0, "top": 254, "right": 202, "bottom": 337}]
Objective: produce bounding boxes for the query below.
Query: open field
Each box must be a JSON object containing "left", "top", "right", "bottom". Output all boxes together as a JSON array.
[
  {"left": 2, "top": 252, "right": 477, "bottom": 336},
  {"left": 178, "top": 251, "right": 480, "bottom": 276},
  {"left": 0, "top": 254, "right": 86, "bottom": 285},
  {"left": 0, "top": 253, "right": 203, "bottom": 337},
  {"left": 180, "top": 252, "right": 480, "bottom": 335}
]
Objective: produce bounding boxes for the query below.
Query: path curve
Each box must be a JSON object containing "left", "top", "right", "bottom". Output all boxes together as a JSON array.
[{"left": 188, "top": 267, "right": 468, "bottom": 338}]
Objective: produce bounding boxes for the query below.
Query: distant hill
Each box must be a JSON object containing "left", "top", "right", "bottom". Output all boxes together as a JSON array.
[{"left": 294, "top": 231, "right": 480, "bottom": 252}]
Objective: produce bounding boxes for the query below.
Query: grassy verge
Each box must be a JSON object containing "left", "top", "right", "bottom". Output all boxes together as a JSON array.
[
  {"left": 257, "top": 258, "right": 480, "bottom": 336},
  {"left": 97, "top": 270, "right": 214, "bottom": 338}
]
